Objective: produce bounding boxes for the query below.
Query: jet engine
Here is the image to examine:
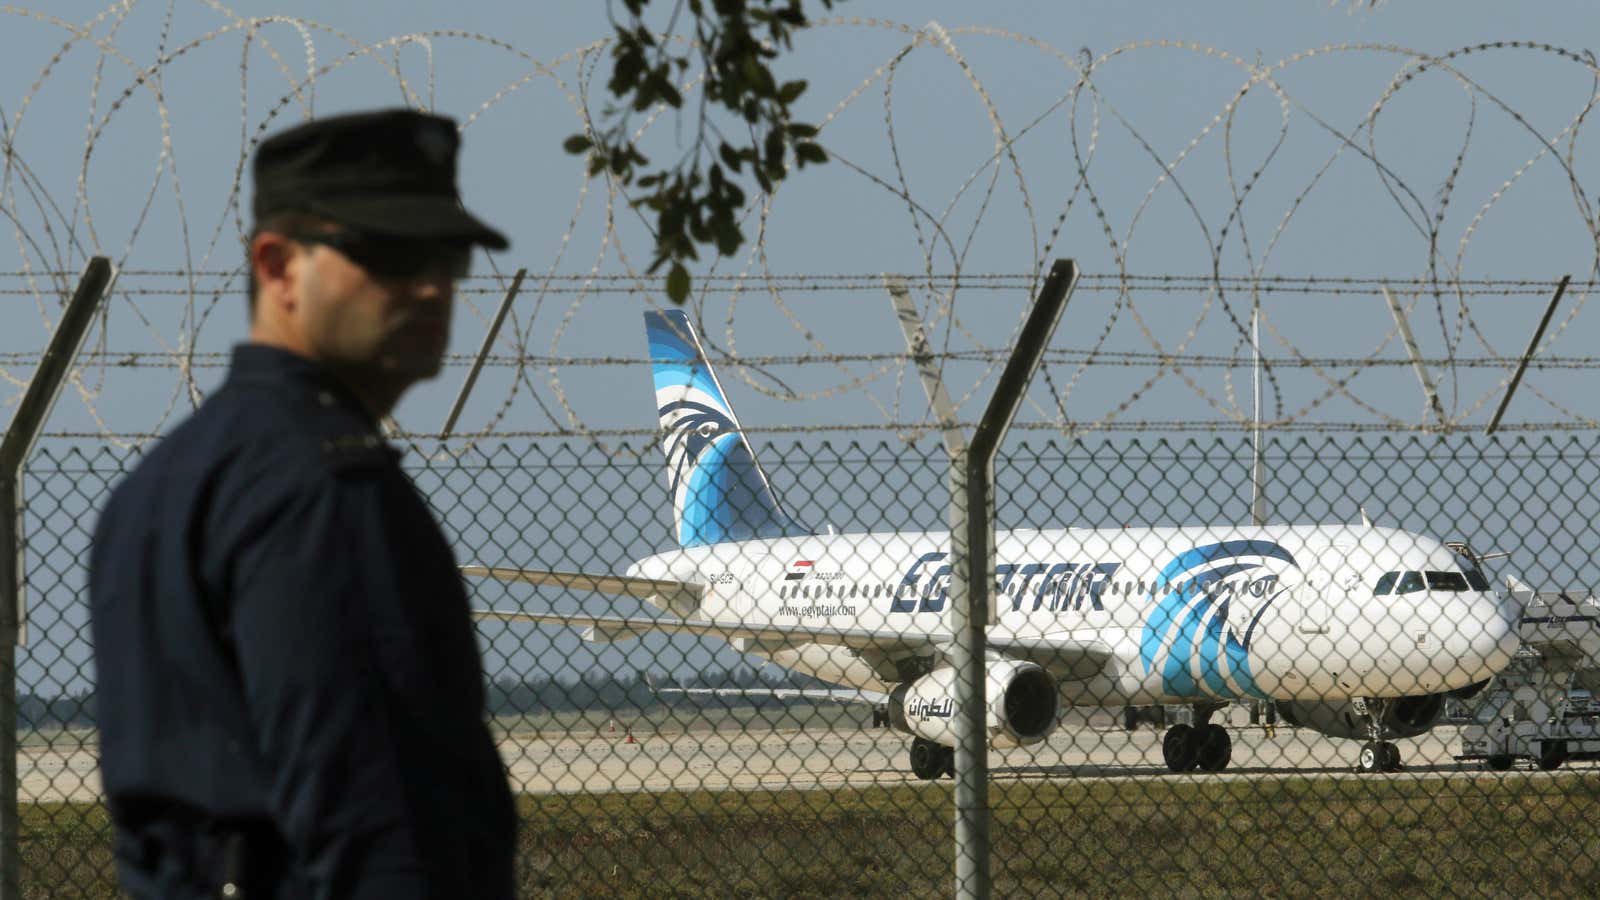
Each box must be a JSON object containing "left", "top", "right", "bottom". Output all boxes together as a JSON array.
[
  {"left": 1276, "top": 693, "right": 1446, "bottom": 740},
  {"left": 887, "top": 659, "right": 1059, "bottom": 748}
]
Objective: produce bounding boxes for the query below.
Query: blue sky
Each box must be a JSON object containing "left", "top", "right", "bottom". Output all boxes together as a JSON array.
[{"left": 5, "top": 1, "right": 1600, "bottom": 443}]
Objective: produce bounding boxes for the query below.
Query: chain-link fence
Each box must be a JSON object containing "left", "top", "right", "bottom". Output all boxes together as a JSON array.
[{"left": 14, "top": 433, "right": 1600, "bottom": 896}]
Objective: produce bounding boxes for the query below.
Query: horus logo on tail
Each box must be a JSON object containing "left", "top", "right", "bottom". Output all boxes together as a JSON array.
[
  {"left": 1140, "top": 540, "right": 1300, "bottom": 700},
  {"left": 658, "top": 398, "right": 737, "bottom": 500},
  {"left": 645, "top": 310, "right": 802, "bottom": 548}
]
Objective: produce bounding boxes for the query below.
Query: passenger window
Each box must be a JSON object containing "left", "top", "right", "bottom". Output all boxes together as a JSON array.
[
  {"left": 1426, "top": 571, "right": 1470, "bottom": 592},
  {"left": 1374, "top": 572, "right": 1398, "bottom": 596},
  {"left": 1396, "top": 571, "right": 1426, "bottom": 594},
  {"left": 780, "top": 586, "right": 789, "bottom": 599}
]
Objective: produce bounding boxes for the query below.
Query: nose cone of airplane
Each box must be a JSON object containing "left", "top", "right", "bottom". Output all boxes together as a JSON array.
[{"left": 1468, "top": 590, "right": 1522, "bottom": 681}]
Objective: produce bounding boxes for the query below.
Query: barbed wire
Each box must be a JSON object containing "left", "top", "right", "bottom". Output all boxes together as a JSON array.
[
  {"left": 0, "top": 272, "right": 1589, "bottom": 296},
  {"left": 12, "top": 348, "right": 1600, "bottom": 372},
  {"left": 4, "top": 6, "right": 1600, "bottom": 449},
  {"left": 38, "top": 417, "right": 1600, "bottom": 443}
]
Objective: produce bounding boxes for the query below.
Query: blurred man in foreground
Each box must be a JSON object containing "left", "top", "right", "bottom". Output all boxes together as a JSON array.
[{"left": 89, "top": 108, "right": 517, "bottom": 899}]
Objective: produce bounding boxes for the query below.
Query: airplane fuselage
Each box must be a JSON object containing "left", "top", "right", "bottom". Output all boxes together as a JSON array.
[{"left": 628, "top": 523, "right": 1521, "bottom": 709}]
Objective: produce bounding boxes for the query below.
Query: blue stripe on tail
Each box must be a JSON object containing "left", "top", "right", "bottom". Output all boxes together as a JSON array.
[{"left": 645, "top": 310, "right": 805, "bottom": 547}]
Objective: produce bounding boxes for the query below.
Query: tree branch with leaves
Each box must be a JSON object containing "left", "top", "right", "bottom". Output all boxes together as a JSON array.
[{"left": 565, "top": 0, "right": 836, "bottom": 302}]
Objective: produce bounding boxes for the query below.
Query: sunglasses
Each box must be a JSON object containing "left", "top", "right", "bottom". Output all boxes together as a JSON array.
[{"left": 284, "top": 230, "right": 473, "bottom": 280}]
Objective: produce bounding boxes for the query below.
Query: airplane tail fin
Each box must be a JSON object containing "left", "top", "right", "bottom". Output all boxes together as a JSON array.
[{"left": 645, "top": 309, "right": 806, "bottom": 548}]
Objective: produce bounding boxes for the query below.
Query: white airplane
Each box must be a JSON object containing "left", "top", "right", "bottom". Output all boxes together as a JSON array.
[{"left": 467, "top": 310, "right": 1522, "bottom": 777}]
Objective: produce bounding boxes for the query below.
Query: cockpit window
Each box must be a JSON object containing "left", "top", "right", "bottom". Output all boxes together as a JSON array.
[
  {"left": 1426, "top": 571, "right": 1471, "bottom": 592},
  {"left": 1374, "top": 572, "right": 1398, "bottom": 595},
  {"left": 1452, "top": 552, "right": 1491, "bottom": 591},
  {"left": 1395, "top": 571, "right": 1426, "bottom": 594}
]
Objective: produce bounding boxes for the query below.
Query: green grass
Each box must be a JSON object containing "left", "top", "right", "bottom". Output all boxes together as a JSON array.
[
  {"left": 18, "top": 803, "right": 116, "bottom": 899},
  {"left": 24, "top": 775, "right": 1600, "bottom": 898},
  {"left": 16, "top": 726, "right": 98, "bottom": 750}
]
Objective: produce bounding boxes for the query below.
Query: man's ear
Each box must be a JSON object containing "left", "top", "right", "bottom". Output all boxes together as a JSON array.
[{"left": 251, "top": 232, "right": 297, "bottom": 315}]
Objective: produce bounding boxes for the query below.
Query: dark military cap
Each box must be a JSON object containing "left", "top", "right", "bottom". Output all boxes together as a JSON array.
[{"left": 252, "top": 108, "right": 508, "bottom": 250}]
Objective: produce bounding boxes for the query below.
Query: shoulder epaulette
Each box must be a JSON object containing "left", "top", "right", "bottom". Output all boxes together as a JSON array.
[{"left": 320, "top": 432, "right": 396, "bottom": 472}]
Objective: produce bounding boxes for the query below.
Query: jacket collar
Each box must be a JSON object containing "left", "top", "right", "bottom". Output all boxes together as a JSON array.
[{"left": 225, "top": 343, "right": 377, "bottom": 427}]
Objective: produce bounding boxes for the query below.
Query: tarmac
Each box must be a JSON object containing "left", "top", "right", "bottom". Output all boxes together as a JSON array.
[{"left": 20, "top": 713, "right": 1593, "bottom": 804}]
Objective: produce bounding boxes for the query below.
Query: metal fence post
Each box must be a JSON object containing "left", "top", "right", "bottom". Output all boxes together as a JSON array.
[
  {"left": 441, "top": 267, "right": 527, "bottom": 438},
  {"left": 1487, "top": 274, "right": 1571, "bottom": 436},
  {"left": 890, "top": 261, "right": 1077, "bottom": 898},
  {"left": 0, "top": 475, "right": 15, "bottom": 900},
  {"left": 0, "top": 257, "right": 114, "bottom": 898}
]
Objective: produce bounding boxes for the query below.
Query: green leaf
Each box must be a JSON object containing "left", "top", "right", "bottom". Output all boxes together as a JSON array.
[
  {"left": 753, "top": 64, "right": 778, "bottom": 98},
  {"left": 719, "top": 142, "right": 743, "bottom": 173},
  {"left": 795, "top": 142, "right": 827, "bottom": 165},
  {"left": 786, "top": 122, "right": 819, "bottom": 138},
  {"left": 660, "top": 203, "right": 686, "bottom": 238},
  {"left": 764, "top": 128, "right": 787, "bottom": 175},
  {"left": 714, "top": 218, "right": 742, "bottom": 256},
  {"left": 778, "top": 79, "right": 807, "bottom": 104},
  {"left": 562, "top": 134, "right": 593, "bottom": 154},
  {"left": 666, "top": 262, "right": 691, "bottom": 304},
  {"left": 741, "top": 57, "right": 767, "bottom": 95},
  {"left": 610, "top": 45, "right": 646, "bottom": 96}
]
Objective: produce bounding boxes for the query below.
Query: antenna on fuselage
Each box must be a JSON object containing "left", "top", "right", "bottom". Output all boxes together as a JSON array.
[{"left": 1359, "top": 505, "right": 1373, "bottom": 528}]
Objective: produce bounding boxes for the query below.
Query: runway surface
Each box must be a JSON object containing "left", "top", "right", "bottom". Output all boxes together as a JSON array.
[{"left": 20, "top": 715, "right": 1589, "bottom": 804}]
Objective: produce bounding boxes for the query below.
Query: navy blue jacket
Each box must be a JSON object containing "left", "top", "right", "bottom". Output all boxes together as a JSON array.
[{"left": 89, "top": 344, "right": 516, "bottom": 899}]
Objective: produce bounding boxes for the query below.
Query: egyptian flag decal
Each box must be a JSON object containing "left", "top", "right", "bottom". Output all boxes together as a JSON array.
[{"left": 785, "top": 560, "right": 814, "bottom": 581}]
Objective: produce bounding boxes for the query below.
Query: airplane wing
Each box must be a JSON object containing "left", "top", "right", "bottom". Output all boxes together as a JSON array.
[
  {"left": 470, "top": 606, "right": 1112, "bottom": 680},
  {"left": 470, "top": 607, "right": 946, "bottom": 649},
  {"left": 461, "top": 566, "right": 703, "bottom": 617},
  {"left": 653, "top": 686, "right": 890, "bottom": 705},
  {"left": 989, "top": 633, "right": 1117, "bottom": 681}
]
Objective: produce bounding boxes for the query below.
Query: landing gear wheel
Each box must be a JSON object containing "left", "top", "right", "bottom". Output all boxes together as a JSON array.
[
  {"left": 1380, "top": 741, "right": 1402, "bottom": 772},
  {"left": 1163, "top": 724, "right": 1198, "bottom": 773},
  {"left": 1485, "top": 754, "right": 1515, "bottom": 772},
  {"left": 909, "top": 738, "right": 943, "bottom": 780},
  {"left": 1358, "top": 742, "right": 1385, "bottom": 774},
  {"left": 1353, "top": 698, "right": 1404, "bottom": 774},
  {"left": 1538, "top": 741, "right": 1567, "bottom": 771},
  {"left": 941, "top": 746, "right": 956, "bottom": 779},
  {"left": 1195, "top": 724, "right": 1233, "bottom": 772}
]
